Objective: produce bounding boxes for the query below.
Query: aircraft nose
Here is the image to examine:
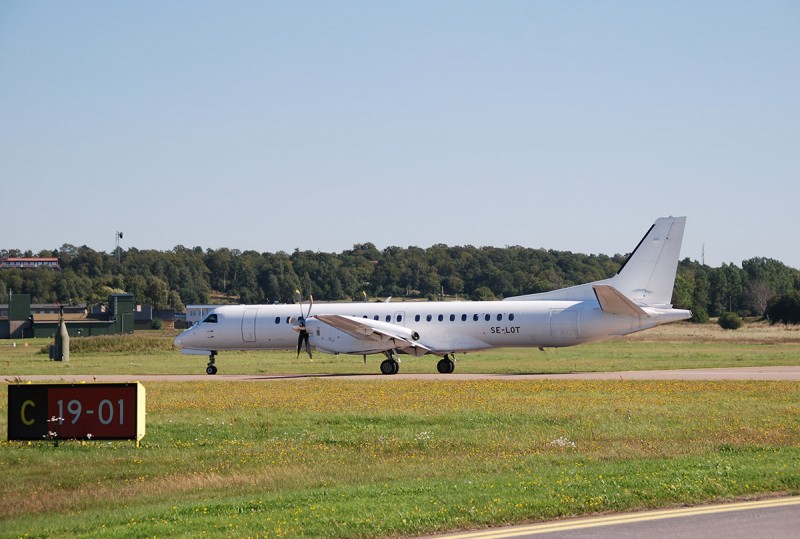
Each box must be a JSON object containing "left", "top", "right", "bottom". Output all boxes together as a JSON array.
[{"left": 173, "top": 333, "right": 184, "bottom": 348}]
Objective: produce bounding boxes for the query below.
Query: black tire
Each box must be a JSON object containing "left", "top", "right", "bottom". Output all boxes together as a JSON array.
[
  {"left": 437, "top": 358, "right": 455, "bottom": 374},
  {"left": 206, "top": 365, "right": 218, "bottom": 375},
  {"left": 380, "top": 359, "right": 398, "bottom": 375}
]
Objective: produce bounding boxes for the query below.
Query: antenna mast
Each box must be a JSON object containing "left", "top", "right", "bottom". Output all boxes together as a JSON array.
[{"left": 115, "top": 231, "right": 124, "bottom": 268}]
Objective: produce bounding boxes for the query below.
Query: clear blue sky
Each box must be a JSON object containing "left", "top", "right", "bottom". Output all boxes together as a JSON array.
[{"left": 2, "top": 1, "right": 798, "bottom": 268}]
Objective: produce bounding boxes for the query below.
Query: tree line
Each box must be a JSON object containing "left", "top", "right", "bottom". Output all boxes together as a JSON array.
[{"left": 2, "top": 244, "right": 799, "bottom": 323}]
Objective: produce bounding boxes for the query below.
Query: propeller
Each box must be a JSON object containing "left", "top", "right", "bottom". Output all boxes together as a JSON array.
[{"left": 295, "top": 290, "right": 313, "bottom": 359}]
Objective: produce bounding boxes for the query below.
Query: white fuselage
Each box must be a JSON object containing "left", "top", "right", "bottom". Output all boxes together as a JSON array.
[
  {"left": 172, "top": 216, "right": 693, "bottom": 374},
  {"left": 173, "top": 299, "right": 689, "bottom": 355}
]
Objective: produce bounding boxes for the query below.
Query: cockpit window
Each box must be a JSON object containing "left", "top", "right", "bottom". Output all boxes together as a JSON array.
[{"left": 202, "top": 313, "right": 218, "bottom": 323}]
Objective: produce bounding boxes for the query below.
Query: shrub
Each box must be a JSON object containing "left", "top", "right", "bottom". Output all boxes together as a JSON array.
[
  {"left": 718, "top": 312, "right": 743, "bottom": 330},
  {"left": 766, "top": 291, "right": 800, "bottom": 324},
  {"left": 40, "top": 335, "right": 175, "bottom": 354},
  {"left": 151, "top": 318, "right": 163, "bottom": 330},
  {"left": 691, "top": 306, "right": 709, "bottom": 323}
]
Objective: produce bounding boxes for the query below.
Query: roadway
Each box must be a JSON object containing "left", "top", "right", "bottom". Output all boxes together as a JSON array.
[
  {"left": 7, "top": 365, "right": 800, "bottom": 383},
  {"left": 430, "top": 497, "right": 800, "bottom": 539}
]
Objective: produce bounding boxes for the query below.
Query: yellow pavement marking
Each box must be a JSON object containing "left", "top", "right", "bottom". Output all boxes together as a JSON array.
[{"left": 439, "top": 497, "right": 800, "bottom": 538}]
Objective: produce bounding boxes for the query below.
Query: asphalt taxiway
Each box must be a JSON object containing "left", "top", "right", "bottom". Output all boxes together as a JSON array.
[
  {"left": 8, "top": 365, "right": 800, "bottom": 383},
  {"left": 430, "top": 497, "right": 800, "bottom": 539}
]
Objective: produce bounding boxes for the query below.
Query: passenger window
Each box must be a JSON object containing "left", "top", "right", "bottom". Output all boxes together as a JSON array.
[
  {"left": 450, "top": 314, "right": 455, "bottom": 322},
  {"left": 497, "top": 314, "right": 503, "bottom": 321},
  {"left": 426, "top": 314, "right": 432, "bottom": 322},
  {"left": 203, "top": 314, "right": 218, "bottom": 323},
  {"left": 274, "top": 317, "right": 280, "bottom": 324},
  {"left": 438, "top": 314, "right": 444, "bottom": 322},
  {"left": 386, "top": 315, "right": 391, "bottom": 322},
  {"left": 485, "top": 314, "right": 490, "bottom": 322},
  {"left": 374, "top": 315, "right": 379, "bottom": 321},
  {"left": 415, "top": 315, "right": 421, "bottom": 322},
  {"left": 473, "top": 314, "right": 479, "bottom": 321},
  {"left": 286, "top": 317, "right": 291, "bottom": 324},
  {"left": 461, "top": 314, "right": 467, "bottom": 321},
  {"left": 397, "top": 315, "right": 403, "bottom": 322},
  {"left": 509, "top": 313, "right": 515, "bottom": 321}
]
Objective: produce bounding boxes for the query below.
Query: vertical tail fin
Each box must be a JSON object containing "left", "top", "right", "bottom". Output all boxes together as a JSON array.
[
  {"left": 609, "top": 216, "right": 686, "bottom": 307},
  {"left": 504, "top": 216, "right": 687, "bottom": 306}
]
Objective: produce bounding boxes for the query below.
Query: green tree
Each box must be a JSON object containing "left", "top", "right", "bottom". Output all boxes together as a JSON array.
[
  {"left": 471, "top": 286, "right": 496, "bottom": 301},
  {"left": 168, "top": 290, "right": 185, "bottom": 312},
  {"left": 742, "top": 257, "right": 794, "bottom": 296},
  {"left": 146, "top": 277, "right": 170, "bottom": 310},
  {"left": 766, "top": 291, "right": 800, "bottom": 324},
  {"left": 672, "top": 273, "right": 694, "bottom": 310},
  {"left": 124, "top": 275, "right": 148, "bottom": 304}
]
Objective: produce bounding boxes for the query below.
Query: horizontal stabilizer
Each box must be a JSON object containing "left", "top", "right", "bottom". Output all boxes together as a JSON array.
[{"left": 593, "top": 285, "right": 649, "bottom": 317}]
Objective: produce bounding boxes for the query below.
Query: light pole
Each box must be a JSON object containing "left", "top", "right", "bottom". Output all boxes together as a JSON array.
[{"left": 115, "top": 231, "right": 124, "bottom": 268}]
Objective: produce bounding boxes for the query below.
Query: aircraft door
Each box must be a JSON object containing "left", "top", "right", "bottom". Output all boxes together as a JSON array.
[
  {"left": 550, "top": 309, "right": 578, "bottom": 341},
  {"left": 242, "top": 308, "right": 258, "bottom": 342}
]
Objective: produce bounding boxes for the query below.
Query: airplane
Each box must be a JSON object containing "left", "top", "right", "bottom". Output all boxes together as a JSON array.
[{"left": 173, "top": 216, "right": 692, "bottom": 375}]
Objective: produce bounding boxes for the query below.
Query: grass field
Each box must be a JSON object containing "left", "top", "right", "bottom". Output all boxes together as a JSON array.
[{"left": 1, "top": 322, "right": 799, "bottom": 537}]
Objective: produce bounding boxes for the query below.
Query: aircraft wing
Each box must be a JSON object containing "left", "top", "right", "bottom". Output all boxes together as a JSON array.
[{"left": 314, "top": 314, "right": 432, "bottom": 356}]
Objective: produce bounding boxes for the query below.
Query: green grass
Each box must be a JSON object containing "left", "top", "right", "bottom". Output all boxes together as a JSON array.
[
  {"left": 1, "top": 379, "right": 799, "bottom": 537},
  {"left": 1, "top": 323, "right": 799, "bottom": 537}
]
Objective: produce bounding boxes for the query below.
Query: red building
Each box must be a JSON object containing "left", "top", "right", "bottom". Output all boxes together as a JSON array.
[{"left": 0, "top": 257, "right": 60, "bottom": 270}]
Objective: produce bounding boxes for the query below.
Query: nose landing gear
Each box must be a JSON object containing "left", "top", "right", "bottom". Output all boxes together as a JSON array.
[{"left": 206, "top": 351, "right": 218, "bottom": 375}]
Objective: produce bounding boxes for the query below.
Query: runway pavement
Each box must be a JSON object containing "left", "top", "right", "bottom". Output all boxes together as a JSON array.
[
  {"left": 7, "top": 365, "right": 800, "bottom": 383},
  {"left": 429, "top": 496, "right": 800, "bottom": 539}
]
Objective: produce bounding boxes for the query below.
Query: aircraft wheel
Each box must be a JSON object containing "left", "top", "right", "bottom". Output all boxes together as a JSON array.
[
  {"left": 206, "top": 365, "right": 218, "bottom": 375},
  {"left": 380, "top": 359, "right": 399, "bottom": 375},
  {"left": 437, "top": 358, "right": 455, "bottom": 374}
]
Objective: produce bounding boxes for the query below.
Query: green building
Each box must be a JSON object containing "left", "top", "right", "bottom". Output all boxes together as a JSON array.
[{"left": 0, "top": 293, "right": 135, "bottom": 339}]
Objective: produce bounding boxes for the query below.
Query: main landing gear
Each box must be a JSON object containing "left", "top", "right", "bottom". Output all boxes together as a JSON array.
[
  {"left": 437, "top": 354, "right": 455, "bottom": 374},
  {"left": 206, "top": 351, "right": 218, "bottom": 375},
  {"left": 379, "top": 352, "right": 457, "bottom": 375},
  {"left": 380, "top": 350, "right": 400, "bottom": 375}
]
